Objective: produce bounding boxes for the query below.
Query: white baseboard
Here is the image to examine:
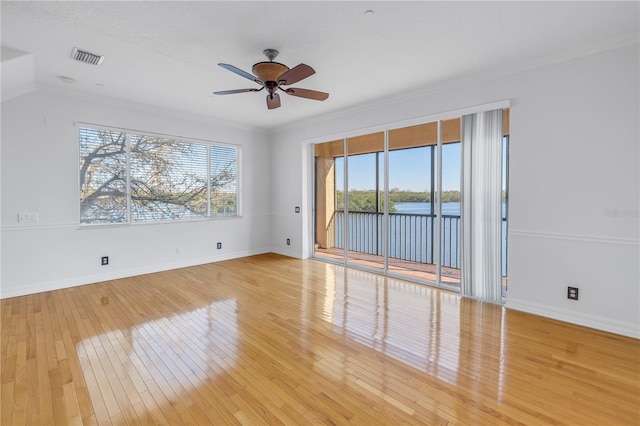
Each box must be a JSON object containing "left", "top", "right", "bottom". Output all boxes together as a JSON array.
[
  {"left": 269, "top": 247, "right": 303, "bottom": 259},
  {"left": 0, "top": 248, "right": 270, "bottom": 299},
  {"left": 506, "top": 298, "right": 640, "bottom": 339}
]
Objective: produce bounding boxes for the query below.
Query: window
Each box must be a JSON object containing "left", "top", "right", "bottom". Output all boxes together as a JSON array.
[{"left": 79, "top": 126, "right": 239, "bottom": 225}]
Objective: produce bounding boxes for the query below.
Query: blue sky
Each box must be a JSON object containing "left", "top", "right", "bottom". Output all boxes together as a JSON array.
[{"left": 337, "top": 144, "right": 462, "bottom": 192}]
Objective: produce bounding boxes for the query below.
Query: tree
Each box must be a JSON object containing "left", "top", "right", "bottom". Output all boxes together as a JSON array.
[{"left": 336, "top": 190, "right": 396, "bottom": 212}]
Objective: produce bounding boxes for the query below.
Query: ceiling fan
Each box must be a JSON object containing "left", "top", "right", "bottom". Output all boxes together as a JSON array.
[{"left": 213, "top": 49, "right": 329, "bottom": 110}]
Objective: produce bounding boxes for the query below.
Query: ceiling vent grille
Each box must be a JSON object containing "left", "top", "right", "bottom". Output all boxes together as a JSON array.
[{"left": 71, "top": 47, "right": 104, "bottom": 66}]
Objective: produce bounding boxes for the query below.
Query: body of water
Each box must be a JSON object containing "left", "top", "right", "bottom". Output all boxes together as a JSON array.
[{"left": 393, "top": 201, "right": 506, "bottom": 217}]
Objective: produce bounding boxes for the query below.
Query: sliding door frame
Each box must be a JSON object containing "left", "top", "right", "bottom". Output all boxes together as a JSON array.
[{"left": 305, "top": 100, "right": 510, "bottom": 290}]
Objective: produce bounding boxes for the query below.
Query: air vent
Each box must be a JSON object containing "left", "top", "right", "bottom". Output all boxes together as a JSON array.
[{"left": 71, "top": 47, "right": 104, "bottom": 66}]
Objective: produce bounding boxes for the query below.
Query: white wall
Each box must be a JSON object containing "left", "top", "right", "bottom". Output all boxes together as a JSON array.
[
  {"left": 2, "top": 44, "right": 638, "bottom": 339},
  {"left": 271, "top": 44, "right": 640, "bottom": 338},
  {"left": 1, "top": 90, "right": 273, "bottom": 298}
]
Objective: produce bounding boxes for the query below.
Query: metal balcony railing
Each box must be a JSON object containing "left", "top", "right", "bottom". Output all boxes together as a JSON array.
[
  {"left": 329, "top": 210, "right": 508, "bottom": 274},
  {"left": 331, "top": 210, "right": 461, "bottom": 269}
]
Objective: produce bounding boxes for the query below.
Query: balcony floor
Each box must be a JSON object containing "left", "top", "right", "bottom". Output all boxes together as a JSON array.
[
  {"left": 314, "top": 247, "right": 508, "bottom": 295},
  {"left": 314, "top": 247, "right": 461, "bottom": 284}
]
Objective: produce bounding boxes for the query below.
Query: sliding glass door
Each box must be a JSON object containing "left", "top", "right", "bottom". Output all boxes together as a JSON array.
[
  {"left": 345, "top": 132, "right": 385, "bottom": 270},
  {"left": 314, "top": 139, "right": 344, "bottom": 263},
  {"left": 387, "top": 123, "right": 436, "bottom": 281},
  {"left": 313, "top": 110, "right": 509, "bottom": 291}
]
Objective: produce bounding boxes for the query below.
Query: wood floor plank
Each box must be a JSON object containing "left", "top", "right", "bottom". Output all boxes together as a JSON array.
[
  {"left": 1, "top": 253, "right": 638, "bottom": 425},
  {"left": 2, "top": 302, "right": 19, "bottom": 386},
  {"left": 42, "top": 293, "right": 61, "bottom": 372},
  {"left": 34, "top": 303, "right": 55, "bottom": 425},
  {"left": 1, "top": 381, "right": 14, "bottom": 425}
]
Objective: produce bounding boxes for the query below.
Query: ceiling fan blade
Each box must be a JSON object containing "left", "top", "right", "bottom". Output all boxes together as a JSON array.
[
  {"left": 278, "top": 64, "right": 315, "bottom": 85},
  {"left": 218, "top": 63, "right": 262, "bottom": 84},
  {"left": 267, "top": 93, "right": 281, "bottom": 109},
  {"left": 284, "top": 87, "right": 329, "bottom": 101},
  {"left": 213, "top": 88, "right": 261, "bottom": 95}
]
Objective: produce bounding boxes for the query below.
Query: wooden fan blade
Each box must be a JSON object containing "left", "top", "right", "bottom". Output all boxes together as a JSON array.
[
  {"left": 267, "top": 93, "right": 281, "bottom": 109},
  {"left": 213, "top": 88, "right": 261, "bottom": 95},
  {"left": 284, "top": 87, "right": 329, "bottom": 101},
  {"left": 278, "top": 64, "right": 315, "bottom": 85},
  {"left": 218, "top": 63, "right": 262, "bottom": 84}
]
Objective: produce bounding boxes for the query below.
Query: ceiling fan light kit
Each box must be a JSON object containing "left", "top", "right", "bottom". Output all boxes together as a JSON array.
[
  {"left": 214, "top": 48, "right": 329, "bottom": 110},
  {"left": 252, "top": 61, "right": 288, "bottom": 82}
]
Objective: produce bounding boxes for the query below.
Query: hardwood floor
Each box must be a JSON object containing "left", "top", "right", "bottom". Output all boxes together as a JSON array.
[{"left": 2, "top": 253, "right": 638, "bottom": 425}]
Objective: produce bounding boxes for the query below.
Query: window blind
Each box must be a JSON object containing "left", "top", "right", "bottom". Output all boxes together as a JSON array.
[{"left": 79, "top": 126, "right": 239, "bottom": 225}]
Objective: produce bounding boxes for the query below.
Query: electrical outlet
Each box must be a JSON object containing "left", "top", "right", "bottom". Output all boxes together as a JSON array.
[
  {"left": 286, "top": 238, "right": 291, "bottom": 245},
  {"left": 567, "top": 286, "right": 579, "bottom": 300},
  {"left": 295, "top": 206, "right": 300, "bottom": 213},
  {"left": 101, "top": 256, "right": 109, "bottom": 266},
  {"left": 18, "top": 211, "right": 38, "bottom": 223},
  {"left": 216, "top": 242, "right": 222, "bottom": 250}
]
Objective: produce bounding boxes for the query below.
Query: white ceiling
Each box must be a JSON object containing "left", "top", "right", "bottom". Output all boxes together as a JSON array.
[{"left": 1, "top": 1, "right": 638, "bottom": 131}]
